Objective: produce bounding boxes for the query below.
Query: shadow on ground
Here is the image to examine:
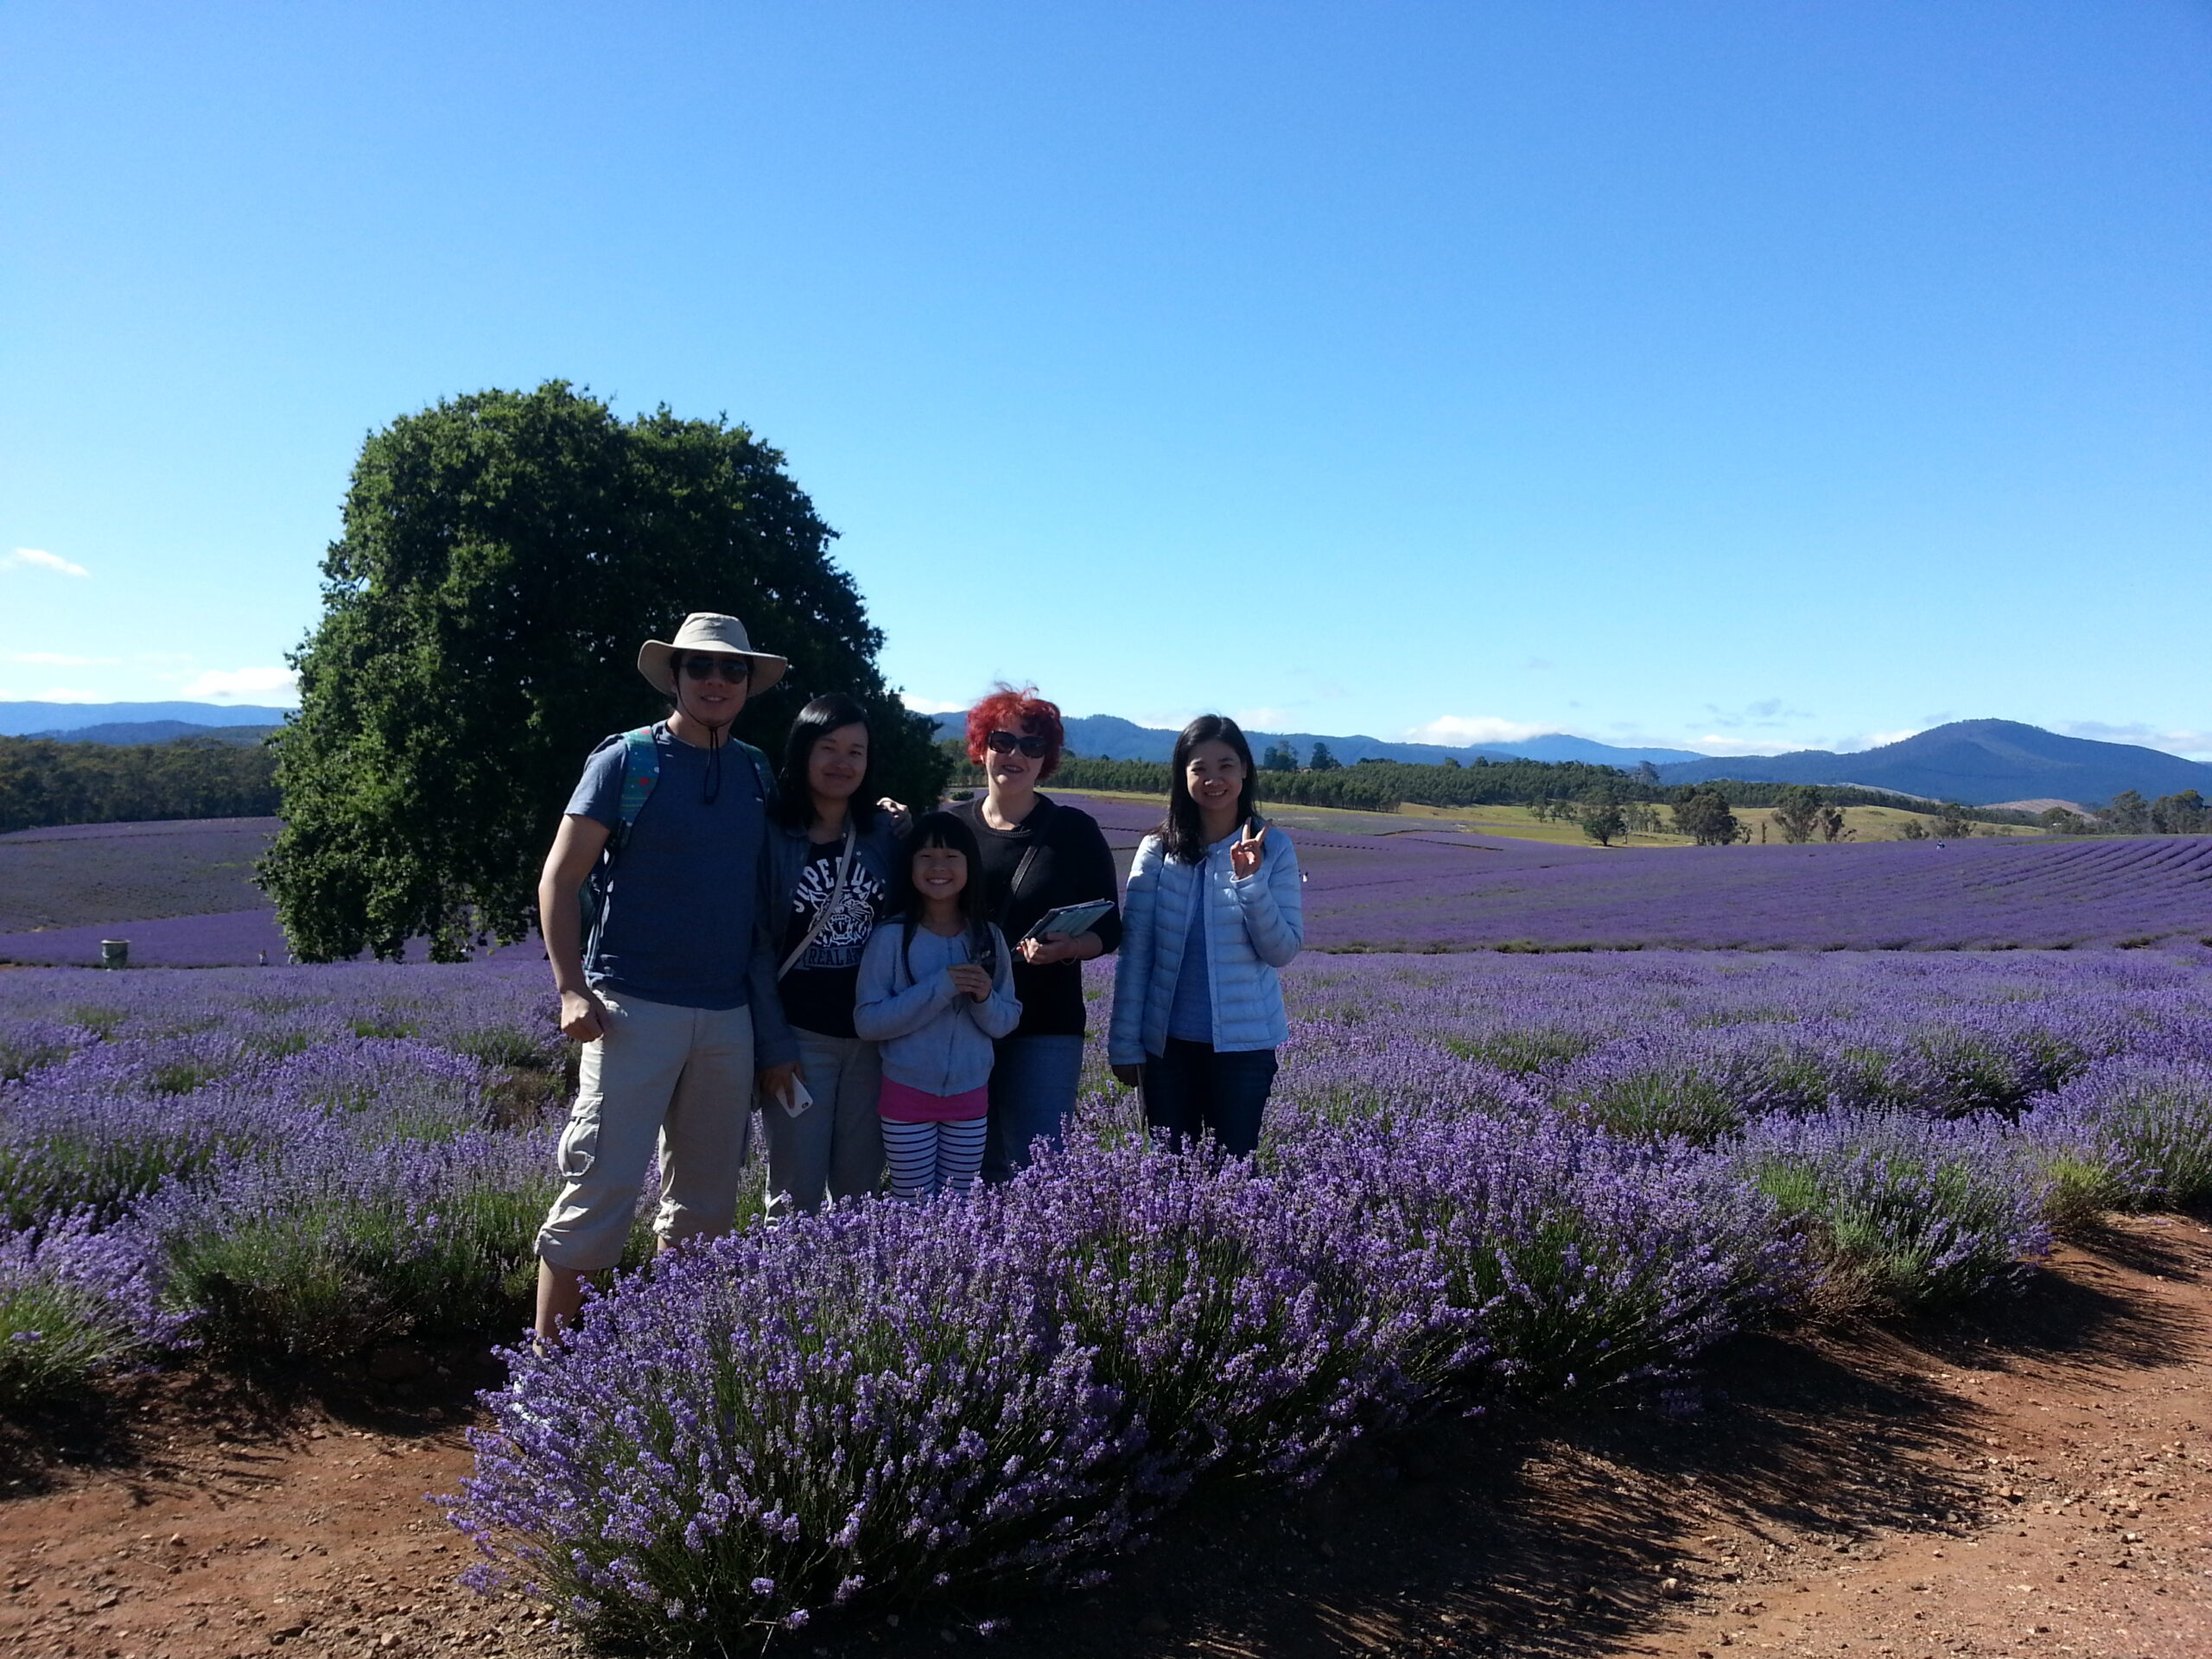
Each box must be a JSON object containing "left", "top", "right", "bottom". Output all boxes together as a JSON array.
[{"left": 785, "top": 1230, "right": 2197, "bottom": 1659}]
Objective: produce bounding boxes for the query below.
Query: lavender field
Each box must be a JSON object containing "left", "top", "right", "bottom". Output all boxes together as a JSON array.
[
  {"left": 0, "top": 817, "right": 276, "bottom": 934},
  {"left": 1077, "top": 796, "right": 2212, "bottom": 952},
  {"left": 5, "top": 945, "right": 2211, "bottom": 1645},
  {"left": 10, "top": 807, "right": 2212, "bottom": 965}
]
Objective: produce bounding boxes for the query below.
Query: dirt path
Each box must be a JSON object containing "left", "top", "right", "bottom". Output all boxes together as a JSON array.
[{"left": 3, "top": 1216, "right": 2206, "bottom": 1659}]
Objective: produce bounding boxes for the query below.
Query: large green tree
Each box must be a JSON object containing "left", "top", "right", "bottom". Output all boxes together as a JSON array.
[
  {"left": 1770, "top": 784, "right": 1825, "bottom": 844},
  {"left": 263, "top": 383, "right": 946, "bottom": 962}
]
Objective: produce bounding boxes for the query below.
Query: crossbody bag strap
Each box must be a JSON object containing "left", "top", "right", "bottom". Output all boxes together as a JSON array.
[
  {"left": 778, "top": 819, "right": 859, "bottom": 979},
  {"left": 1001, "top": 797, "right": 1054, "bottom": 923}
]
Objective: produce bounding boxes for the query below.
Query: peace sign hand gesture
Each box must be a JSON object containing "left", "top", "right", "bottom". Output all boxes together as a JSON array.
[{"left": 1230, "top": 817, "right": 1268, "bottom": 880}]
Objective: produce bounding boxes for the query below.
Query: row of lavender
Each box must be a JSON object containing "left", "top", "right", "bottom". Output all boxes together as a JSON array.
[
  {"left": 0, "top": 958, "right": 592, "bottom": 1402},
  {"left": 12, "top": 817, "right": 2212, "bottom": 965},
  {"left": 4, "top": 951, "right": 2210, "bottom": 1643},
  {"left": 454, "top": 952, "right": 2212, "bottom": 1644}
]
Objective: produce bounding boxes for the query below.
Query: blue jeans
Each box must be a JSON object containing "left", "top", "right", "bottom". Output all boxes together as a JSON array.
[
  {"left": 982, "top": 1033, "right": 1086, "bottom": 1182},
  {"left": 1141, "top": 1038, "right": 1279, "bottom": 1158}
]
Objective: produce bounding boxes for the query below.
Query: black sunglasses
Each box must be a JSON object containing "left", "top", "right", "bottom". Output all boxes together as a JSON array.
[
  {"left": 682, "top": 654, "right": 751, "bottom": 683},
  {"left": 985, "top": 729, "right": 1049, "bottom": 758}
]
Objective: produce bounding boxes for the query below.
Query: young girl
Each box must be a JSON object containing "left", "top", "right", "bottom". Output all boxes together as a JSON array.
[
  {"left": 854, "top": 812, "right": 1022, "bottom": 1198},
  {"left": 1109, "top": 715, "right": 1303, "bottom": 1156}
]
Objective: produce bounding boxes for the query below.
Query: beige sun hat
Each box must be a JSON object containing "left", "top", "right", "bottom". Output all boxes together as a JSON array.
[{"left": 637, "top": 612, "right": 790, "bottom": 696}]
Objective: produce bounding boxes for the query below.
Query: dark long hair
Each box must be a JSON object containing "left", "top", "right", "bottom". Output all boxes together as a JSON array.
[
  {"left": 1161, "top": 715, "right": 1261, "bottom": 865},
  {"left": 893, "top": 810, "right": 996, "bottom": 982},
  {"left": 775, "top": 693, "right": 880, "bottom": 832}
]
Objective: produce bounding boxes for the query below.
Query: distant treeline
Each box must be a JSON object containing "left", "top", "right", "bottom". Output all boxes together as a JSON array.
[
  {"left": 946, "top": 745, "right": 2038, "bottom": 827},
  {"left": 0, "top": 734, "right": 280, "bottom": 833}
]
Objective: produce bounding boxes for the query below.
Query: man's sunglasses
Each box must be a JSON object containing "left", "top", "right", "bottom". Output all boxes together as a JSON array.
[
  {"left": 986, "top": 730, "right": 1049, "bottom": 758},
  {"left": 682, "top": 655, "right": 751, "bottom": 683}
]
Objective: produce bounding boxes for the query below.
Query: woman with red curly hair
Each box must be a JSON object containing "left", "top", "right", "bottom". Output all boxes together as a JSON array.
[{"left": 948, "top": 684, "right": 1122, "bottom": 1180}]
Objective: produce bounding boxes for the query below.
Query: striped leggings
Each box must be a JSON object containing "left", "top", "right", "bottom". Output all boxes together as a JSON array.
[{"left": 879, "top": 1116, "right": 988, "bottom": 1200}]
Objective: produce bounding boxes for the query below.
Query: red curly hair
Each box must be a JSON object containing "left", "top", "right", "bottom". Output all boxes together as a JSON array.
[{"left": 965, "top": 684, "right": 1065, "bottom": 779}]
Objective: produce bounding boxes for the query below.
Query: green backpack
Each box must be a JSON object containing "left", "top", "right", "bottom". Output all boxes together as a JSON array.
[{"left": 578, "top": 726, "right": 777, "bottom": 945}]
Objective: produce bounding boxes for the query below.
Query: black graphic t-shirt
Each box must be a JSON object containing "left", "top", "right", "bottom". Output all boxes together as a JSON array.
[{"left": 778, "top": 842, "right": 891, "bottom": 1039}]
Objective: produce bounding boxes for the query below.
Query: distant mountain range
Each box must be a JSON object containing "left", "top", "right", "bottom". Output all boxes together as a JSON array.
[
  {"left": 0, "top": 702, "right": 290, "bottom": 735},
  {"left": 1650, "top": 720, "right": 2212, "bottom": 808},
  {"left": 8, "top": 702, "right": 2205, "bottom": 810},
  {"left": 937, "top": 712, "right": 2212, "bottom": 809},
  {"left": 932, "top": 712, "right": 1705, "bottom": 769}
]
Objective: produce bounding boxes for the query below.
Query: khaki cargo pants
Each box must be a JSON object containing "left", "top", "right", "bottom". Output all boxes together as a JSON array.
[{"left": 535, "top": 990, "right": 756, "bottom": 1272}]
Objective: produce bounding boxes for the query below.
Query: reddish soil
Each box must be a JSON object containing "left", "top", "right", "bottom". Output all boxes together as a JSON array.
[{"left": 3, "top": 1215, "right": 2207, "bottom": 1659}]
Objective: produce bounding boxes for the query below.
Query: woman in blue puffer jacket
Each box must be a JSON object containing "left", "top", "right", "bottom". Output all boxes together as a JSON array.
[{"left": 1109, "top": 715, "right": 1303, "bottom": 1154}]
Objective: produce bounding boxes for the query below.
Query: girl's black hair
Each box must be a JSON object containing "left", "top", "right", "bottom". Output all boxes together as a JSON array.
[
  {"left": 775, "top": 693, "right": 880, "bottom": 831},
  {"left": 1161, "top": 715, "right": 1261, "bottom": 864},
  {"left": 895, "top": 810, "right": 996, "bottom": 983}
]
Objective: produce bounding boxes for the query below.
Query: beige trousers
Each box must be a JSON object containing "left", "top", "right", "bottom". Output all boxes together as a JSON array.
[{"left": 535, "top": 991, "right": 756, "bottom": 1271}]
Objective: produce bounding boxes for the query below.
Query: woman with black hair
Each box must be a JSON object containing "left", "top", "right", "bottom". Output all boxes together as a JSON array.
[
  {"left": 1108, "top": 715, "right": 1304, "bottom": 1155},
  {"left": 755, "top": 693, "right": 905, "bottom": 1214}
]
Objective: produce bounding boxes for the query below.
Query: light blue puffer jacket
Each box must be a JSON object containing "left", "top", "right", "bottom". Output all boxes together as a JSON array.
[{"left": 1109, "top": 826, "right": 1303, "bottom": 1065}]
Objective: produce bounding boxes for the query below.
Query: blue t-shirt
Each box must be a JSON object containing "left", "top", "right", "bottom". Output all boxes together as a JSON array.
[
  {"left": 1166, "top": 834, "right": 1236, "bottom": 1044},
  {"left": 566, "top": 725, "right": 767, "bottom": 1012}
]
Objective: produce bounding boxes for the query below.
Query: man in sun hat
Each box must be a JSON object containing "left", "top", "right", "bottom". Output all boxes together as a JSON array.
[{"left": 531, "top": 611, "right": 800, "bottom": 1338}]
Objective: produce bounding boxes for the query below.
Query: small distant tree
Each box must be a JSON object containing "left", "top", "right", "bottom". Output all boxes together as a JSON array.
[
  {"left": 1308, "top": 742, "right": 1341, "bottom": 772},
  {"left": 1636, "top": 760, "right": 1662, "bottom": 785},
  {"left": 1579, "top": 798, "right": 1627, "bottom": 847},
  {"left": 2038, "top": 806, "right": 2087, "bottom": 835},
  {"left": 1933, "top": 804, "right": 1976, "bottom": 839},
  {"left": 1261, "top": 741, "right": 1298, "bottom": 772},
  {"left": 1818, "top": 805, "right": 1851, "bottom": 842},
  {"left": 1442, "top": 755, "right": 1461, "bottom": 769},
  {"left": 1621, "top": 801, "right": 1661, "bottom": 836},
  {"left": 1771, "top": 784, "right": 1824, "bottom": 844},
  {"left": 1897, "top": 816, "right": 1930, "bottom": 841},
  {"left": 1672, "top": 786, "right": 1740, "bottom": 846}
]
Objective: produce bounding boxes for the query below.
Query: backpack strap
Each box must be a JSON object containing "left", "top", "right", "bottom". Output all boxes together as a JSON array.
[
  {"left": 718, "top": 736, "right": 777, "bottom": 811},
  {"left": 609, "top": 726, "right": 662, "bottom": 853},
  {"left": 582, "top": 726, "right": 662, "bottom": 954}
]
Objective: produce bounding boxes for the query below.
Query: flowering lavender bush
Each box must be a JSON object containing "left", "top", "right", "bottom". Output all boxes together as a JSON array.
[
  {"left": 1731, "top": 1109, "right": 2055, "bottom": 1309},
  {"left": 140, "top": 1123, "right": 582, "bottom": 1360},
  {"left": 2019, "top": 1056, "right": 2212, "bottom": 1211},
  {"left": 453, "top": 1104, "right": 1796, "bottom": 1640},
  {"left": 0, "top": 1210, "right": 190, "bottom": 1405}
]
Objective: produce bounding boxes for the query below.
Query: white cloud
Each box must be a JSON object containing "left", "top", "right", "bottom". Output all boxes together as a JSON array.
[
  {"left": 2055, "top": 720, "right": 2212, "bottom": 761},
  {"left": 898, "top": 694, "right": 970, "bottom": 715},
  {"left": 0, "top": 651, "right": 118, "bottom": 667},
  {"left": 3, "top": 547, "right": 90, "bottom": 578},
  {"left": 1405, "top": 715, "right": 1558, "bottom": 747},
  {"left": 1231, "top": 707, "right": 1301, "bottom": 731},
  {"left": 179, "top": 666, "right": 299, "bottom": 702},
  {"left": 1689, "top": 735, "right": 1804, "bottom": 756}
]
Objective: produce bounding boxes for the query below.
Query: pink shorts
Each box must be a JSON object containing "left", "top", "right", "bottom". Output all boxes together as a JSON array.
[{"left": 879, "top": 1077, "right": 989, "bottom": 1124}]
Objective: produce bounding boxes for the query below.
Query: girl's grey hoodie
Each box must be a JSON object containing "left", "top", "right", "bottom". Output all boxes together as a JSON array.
[{"left": 853, "top": 920, "right": 1021, "bottom": 1096}]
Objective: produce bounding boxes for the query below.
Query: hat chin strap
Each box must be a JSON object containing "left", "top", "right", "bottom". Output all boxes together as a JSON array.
[{"left": 673, "top": 677, "right": 738, "bottom": 734}]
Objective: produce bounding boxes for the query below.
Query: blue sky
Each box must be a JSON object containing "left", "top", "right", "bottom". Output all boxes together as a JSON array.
[{"left": 3, "top": 3, "right": 2206, "bottom": 757}]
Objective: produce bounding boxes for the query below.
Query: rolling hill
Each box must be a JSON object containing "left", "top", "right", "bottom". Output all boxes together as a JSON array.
[
  {"left": 1654, "top": 720, "right": 2212, "bottom": 807},
  {"left": 0, "top": 701, "right": 291, "bottom": 735}
]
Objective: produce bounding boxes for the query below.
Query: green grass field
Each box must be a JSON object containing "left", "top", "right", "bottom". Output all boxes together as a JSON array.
[{"left": 1049, "top": 788, "right": 2044, "bottom": 849}]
